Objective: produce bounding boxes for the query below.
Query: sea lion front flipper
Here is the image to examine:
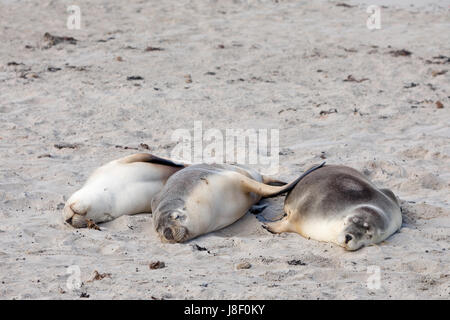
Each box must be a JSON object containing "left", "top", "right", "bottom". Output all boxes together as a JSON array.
[
  {"left": 118, "top": 153, "right": 186, "bottom": 168},
  {"left": 262, "top": 217, "right": 293, "bottom": 234}
]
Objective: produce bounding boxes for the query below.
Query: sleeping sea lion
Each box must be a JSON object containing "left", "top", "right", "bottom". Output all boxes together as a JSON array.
[
  {"left": 63, "top": 153, "right": 185, "bottom": 228},
  {"left": 263, "top": 165, "right": 402, "bottom": 251},
  {"left": 152, "top": 162, "right": 324, "bottom": 243}
]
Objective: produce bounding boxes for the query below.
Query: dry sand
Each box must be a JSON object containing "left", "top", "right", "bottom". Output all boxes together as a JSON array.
[{"left": 0, "top": 0, "right": 449, "bottom": 299}]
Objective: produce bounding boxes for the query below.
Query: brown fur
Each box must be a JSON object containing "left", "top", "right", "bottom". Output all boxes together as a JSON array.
[{"left": 118, "top": 153, "right": 186, "bottom": 168}]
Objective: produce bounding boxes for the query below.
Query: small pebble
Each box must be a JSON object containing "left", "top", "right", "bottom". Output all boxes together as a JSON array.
[
  {"left": 184, "top": 74, "right": 192, "bottom": 83},
  {"left": 149, "top": 261, "right": 165, "bottom": 269},
  {"left": 236, "top": 262, "right": 252, "bottom": 270}
]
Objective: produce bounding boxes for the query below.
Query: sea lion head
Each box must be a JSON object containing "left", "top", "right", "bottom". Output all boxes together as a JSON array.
[
  {"left": 153, "top": 199, "right": 189, "bottom": 243},
  {"left": 63, "top": 188, "right": 115, "bottom": 228},
  {"left": 338, "top": 206, "right": 387, "bottom": 251}
]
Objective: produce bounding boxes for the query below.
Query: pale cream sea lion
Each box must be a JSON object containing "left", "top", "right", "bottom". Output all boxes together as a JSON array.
[
  {"left": 63, "top": 153, "right": 185, "bottom": 228},
  {"left": 152, "top": 162, "right": 325, "bottom": 243},
  {"left": 263, "top": 165, "right": 402, "bottom": 251}
]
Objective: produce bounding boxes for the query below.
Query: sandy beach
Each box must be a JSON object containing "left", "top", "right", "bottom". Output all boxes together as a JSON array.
[{"left": 0, "top": 0, "right": 449, "bottom": 299}]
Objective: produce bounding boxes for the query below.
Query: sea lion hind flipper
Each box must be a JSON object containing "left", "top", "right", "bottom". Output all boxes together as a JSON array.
[
  {"left": 119, "top": 153, "right": 186, "bottom": 168},
  {"left": 239, "top": 162, "right": 325, "bottom": 198},
  {"left": 262, "top": 176, "right": 287, "bottom": 186}
]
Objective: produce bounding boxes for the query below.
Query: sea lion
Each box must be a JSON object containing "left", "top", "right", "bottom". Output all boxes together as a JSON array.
[
  {"left": 63, "top": 153, "right": 185, "bottom": 228},
  {"left": 152, "top": 162, "right": 325, "bottom": 243},
  {"left": 263, "top": 165, "right": 402, "bottom": 251}
]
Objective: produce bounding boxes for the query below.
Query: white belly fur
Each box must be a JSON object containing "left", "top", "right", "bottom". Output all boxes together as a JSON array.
[
  {"left": 299, "top": 216, "right": 346, "bottom": 243},
  {"left": 297, "top": 204, "right": 402, "bottom": 246},
  {"left": 66, "top": 161, "right": 168, "bottom": 222},
  {"left": 185, "top": 171, "right": 261, "bottom": 237}
]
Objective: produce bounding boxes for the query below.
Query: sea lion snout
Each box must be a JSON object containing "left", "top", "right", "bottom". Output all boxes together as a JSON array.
[
  {"left": 163, "top": 227, "right": 174, "bottom": 240},
  {"left": 337, "top": 231, "right": 362, "bottom": 251},
  {"left": 63, "top": 203, "right": 88, "bottom": 228},
  {"left": 69, "top": 214, "right": 88, "bottom": 228},
  {"left": 340, "top": 214, "right": 377, "bottom": 250},
  {"left": 160, "top": 225, "right": 188, "bottom": 243},
  {"left": 345, "top": 234, "right": 353, "bottom": 244},
  {"left": 154, "top": 209, "right": 189, "bottom": 243},
  {"left": 339, "top": 233, "right": 360, "bottom": 251}
]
